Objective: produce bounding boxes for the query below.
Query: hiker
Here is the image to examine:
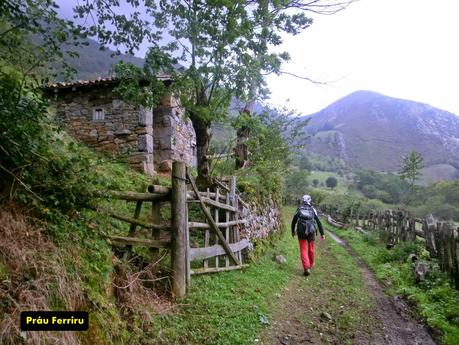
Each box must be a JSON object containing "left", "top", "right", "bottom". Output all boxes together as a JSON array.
[{"left": 291, "top": 195, "right": 325, "bottom": 276}]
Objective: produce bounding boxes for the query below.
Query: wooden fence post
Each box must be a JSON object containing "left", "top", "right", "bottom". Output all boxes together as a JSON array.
[
  {"left": 443, "top": 223, "right": 454, "bottom": 282},
  {"left": 454, "top": 227, "right": 459, "bottom": 290},
  {"left": 149, "top": 201, "right": 162, "bottom": 280},
  {"left": 171, "top": 161, "right": 188, "bottom": 299},
  {"left": 423, "top": 214, "right": 437, "bottom": 257},
  {"left": 229, "top": 176, "right": 241, "bottom": 263},
  {"left": 408, "top": 214, "right": 416, "bottom": 241}
]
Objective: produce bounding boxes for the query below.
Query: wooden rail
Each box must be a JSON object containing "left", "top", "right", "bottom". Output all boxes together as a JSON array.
[
  {"left": 191, "top": 264, "right": 249, "bottom": 275},
  {"left": 188, "top": 220, "right": 247, "bottom": 229},
  {"left": 92, "top": 162, "right": 249, "bottom": 298},
  {"left": 322, "top": 204, "right": 459, "bottom": 290},
  {"left": 189, "top": 239, "right": 249, "bottom": 261},
  {"left": 93, "top": 190, "right": 170, "bottom": 202},
  {"left": 109, "top": 236, "right": 170, "bottom": 248}
]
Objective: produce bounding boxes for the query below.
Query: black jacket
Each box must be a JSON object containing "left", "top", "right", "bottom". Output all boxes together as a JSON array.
[{"left": 291, "top": 204, "right": 324, "bottom": 240}]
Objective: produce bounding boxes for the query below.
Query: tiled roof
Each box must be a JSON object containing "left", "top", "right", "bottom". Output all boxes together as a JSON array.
[{"left": 43, "top": 74, "right": 172, "bottom": 91}]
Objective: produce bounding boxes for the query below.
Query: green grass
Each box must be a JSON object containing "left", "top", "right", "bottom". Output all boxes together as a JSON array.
[
  {"left": 308, "top": 170, "right": 352, "bottom": 193},
  {"left": 327, "top": 225, "right": 459, "bottom": 345},
  {"left": 314, "top": 237, "right": 377, "bottom": 343},
  {"left": 265, "top": 226, "right": 378, "bottom": 345},
  {"left": 146, "top": 207, "right": 380, "bottom": 345},
  {"left": 146, "top": 208, "right": 299, "bottom": 345}
]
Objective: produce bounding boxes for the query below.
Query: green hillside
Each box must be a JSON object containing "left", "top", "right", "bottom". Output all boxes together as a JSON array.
[
  {"left": 301, "top": 90, "right": 459, "bottom": 183},
  {"left": 51, "top": 39, "right": 144, "bottom": 81}
]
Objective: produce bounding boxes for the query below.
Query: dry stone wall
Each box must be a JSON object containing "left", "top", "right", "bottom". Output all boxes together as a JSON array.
[
  {"left": 154, "top": 95, "right": 196, "bottom": 168},
  {"left": 240, "top": 199, "right": 282, "bottom": 246},
  {"left": 52, "top": 87, "right": 196, "bottom": 175}
]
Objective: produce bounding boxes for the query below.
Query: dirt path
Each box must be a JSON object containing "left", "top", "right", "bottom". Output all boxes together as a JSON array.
[{"left": 259, "top": 231, "right": 437, "bottom": 345}]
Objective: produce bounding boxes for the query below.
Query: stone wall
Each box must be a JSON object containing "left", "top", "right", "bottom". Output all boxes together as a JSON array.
[
  {"left": 240, "top": 199, "right": 282, "bottom": 246},
  {"left": 54, "top": 87, "right": 154, "bottom": 175},
  {"left": 53, "top": 87, "right": 196, "bottom": 175},
  {"left": 154, "top": 95, "right": 196, "bottom": 168}
]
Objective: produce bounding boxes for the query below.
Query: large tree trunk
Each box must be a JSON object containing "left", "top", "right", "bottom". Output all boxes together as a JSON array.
[
  {"left": 235, "top": 123, "right": 249, "bottom": 169},
  {"left": 190, "top": 114, "right": 211, "bottom": 188},
  {"left": 235, "top": 100, "right": 255, "bottom": 169}
]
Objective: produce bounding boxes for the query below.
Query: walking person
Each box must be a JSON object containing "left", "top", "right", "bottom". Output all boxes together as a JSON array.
[{"left": 291, "top": 195, "right": 325, "bottom": 276}]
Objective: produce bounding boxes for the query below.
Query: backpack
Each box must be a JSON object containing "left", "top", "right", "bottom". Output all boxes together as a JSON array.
[{"left": 296, "top": 205, "right": 316, "bottom": 238}]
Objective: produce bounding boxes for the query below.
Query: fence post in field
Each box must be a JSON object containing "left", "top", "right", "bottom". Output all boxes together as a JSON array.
[
  {"left": 171, "top": 161, "right": 187, "bottom": 299},
  {"left": 423, "top": 214, "right": 437, "bottom": 257},
  {"left": 439, "top": 222, "right": 454, "bottom": 281},
  {"left": 384, "top": 210, "right": 391, "bottom": 242},
  {"left": 408, "top": 214, "right": 416, "bottom": 241},
  {"left": 436, "top": 221, "right": 445, "bottom": 271},
  {"left": 397, "top": 211, "right": 404, "bottom": 242},
  {"left": 229, "top": 176, "right": 241, "bottom": 263},
  {"left": 454, "top": 227, "right": 459, "bottom": 290}
]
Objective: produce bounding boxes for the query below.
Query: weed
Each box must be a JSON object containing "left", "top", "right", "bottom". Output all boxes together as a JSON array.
[{"left": 329, "top": 225, "right": 459, "bottom": 345}]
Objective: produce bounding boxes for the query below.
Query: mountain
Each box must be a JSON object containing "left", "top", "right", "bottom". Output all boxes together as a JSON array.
[
  {"left": 49, "top": 38, "right": 144, "bottom": 80},
  {"left": 302, "top": 90, "right": 459, "bottom": 182}
]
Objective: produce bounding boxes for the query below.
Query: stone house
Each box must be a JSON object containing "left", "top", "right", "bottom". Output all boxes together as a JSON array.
[{"left": 44, "top": 77, "right": 197, "bottom": 175}]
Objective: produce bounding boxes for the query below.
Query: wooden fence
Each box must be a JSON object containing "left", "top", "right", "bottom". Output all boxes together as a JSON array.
[
  {"left": 92, "top": 161, "right": 249, "bottom": 298},
  {"left": 320, "top": 204, "right": 459, "bottom": 290}
]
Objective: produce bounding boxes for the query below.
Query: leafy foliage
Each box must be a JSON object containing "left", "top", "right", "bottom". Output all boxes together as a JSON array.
[
  {"left": 325, "top": 176, "right": 337, "bottom": 189},
  {"left": 354, "top": 170, "right": 410, "bottom": 204},
  {"left": 73, "top": 0, "right": 356, "bottom": 180},
  {"left": 0, "top": 0, "right": 100, "bottom": 80},
  {"left": 284, "top": 170, "right": 310, "bottom": 204},
  {"left": 330, "top": 225, "right": 459, "bottom": 345},
  {"left": 0, "top": 69, "right": 48, "bottom": 171},
  {"left": 409, "top": 180, "right": 459, "bottom": 221},
  {"left": 399, "top": 150, "right": 424, "bottom": 193},
  {"left": 111, "top": 61, "right": 167, "bottom": 108},
  {"left": 233, "top": 106, "right": 308, "bottom": 202}
]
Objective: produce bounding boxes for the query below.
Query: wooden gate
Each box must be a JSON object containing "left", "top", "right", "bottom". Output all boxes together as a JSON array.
[
  {"left": 94, "top": 162, "right": 250, "bottom": 299},
  {"left": 186, "top": 174, "right": 249, "bottom": 276}
]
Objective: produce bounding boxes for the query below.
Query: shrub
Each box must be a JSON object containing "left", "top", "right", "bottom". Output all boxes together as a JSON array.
[
  {"left": 0, "top": 69, "right": 49, "bottom": 194},
  {"left": 326, "top": 176, "right": 337, "bottom": 189}
]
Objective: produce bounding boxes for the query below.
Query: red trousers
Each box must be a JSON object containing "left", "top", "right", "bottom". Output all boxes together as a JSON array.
[{"left": 298, "top": 239, "right": 315, "bottom": 270}]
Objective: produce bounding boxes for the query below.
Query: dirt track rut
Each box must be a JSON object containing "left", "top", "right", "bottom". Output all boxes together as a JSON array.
[
  {"left": 326, "top": 230, "right": 437, "bottom": 345},
  {"left": 259, "top": 231, "right": 437, "bottom": 345}
]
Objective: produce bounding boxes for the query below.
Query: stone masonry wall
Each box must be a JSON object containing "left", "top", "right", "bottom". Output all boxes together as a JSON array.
[
  {"left": 154, "top": 95, "right": 196, "bottom": 167},
  {"left": 240, "top": 198, "right": 282, "bottom": 247},
  {"left": 54, "top": 87, "right": 154, "bottom": 175}
]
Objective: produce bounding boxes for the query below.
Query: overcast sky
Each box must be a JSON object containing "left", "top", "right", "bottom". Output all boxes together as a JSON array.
[
  {"left": 58, "top": 0, "right": 459, "bottom": 116},
  {"left": 266, "top": 0, "right": 459, "bottom": 115}
]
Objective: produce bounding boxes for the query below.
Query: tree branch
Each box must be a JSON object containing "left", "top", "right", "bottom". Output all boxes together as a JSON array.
[{"left": 267, "top": 70, "right": 327, "bottom": 85}]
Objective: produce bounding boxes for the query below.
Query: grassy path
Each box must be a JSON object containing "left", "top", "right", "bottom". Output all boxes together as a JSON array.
[
  {"left": 259, "top": 225, "right": 380, "bottom": 345},
  {"left": 147, "top": 208, "right": 438, "bottom": 344}
]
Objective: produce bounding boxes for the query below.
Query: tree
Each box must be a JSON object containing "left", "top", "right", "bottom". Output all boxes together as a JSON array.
[
  {"left": 399, "top": 150, "right": 424, "bottom": 194},
  {"left": 76, "top": 0, "right": 356, "bottom": 185},
  {"left": 233, "top": 0, "right": 355, "bottom": 169},
  {"left": 326, "top": 176, "right": 337, "bottom": 189},
  {"left": 284, "top": 170, "right": 310, "bottom": 203},
  {"left": 0, "top": 0, "right": 88, "bottom": 195},
  {"left": 312, "top": 179, "right": 319, "bottom": 187}
]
